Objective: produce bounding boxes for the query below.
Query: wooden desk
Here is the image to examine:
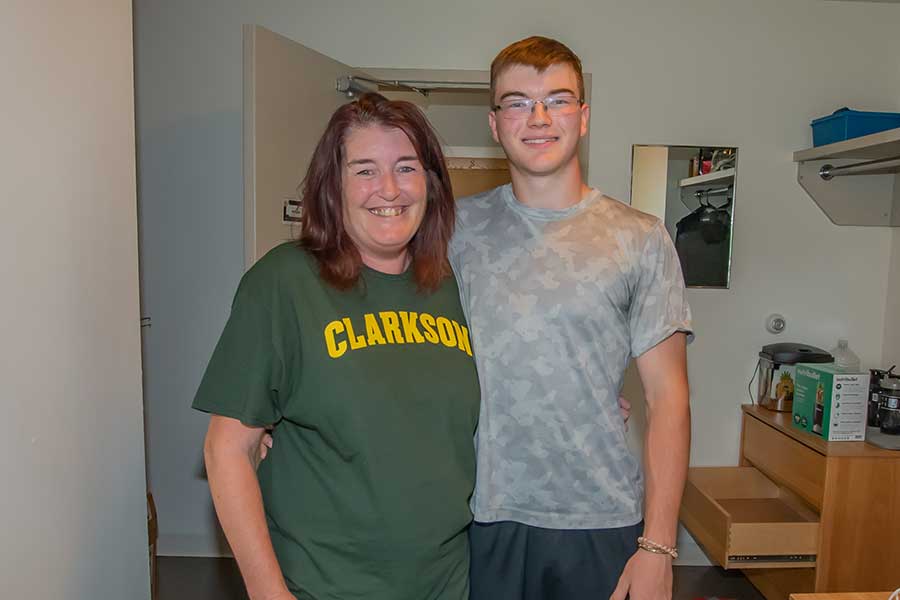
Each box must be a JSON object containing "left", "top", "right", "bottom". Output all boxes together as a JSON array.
[{"left": 680, "top": 405, "right": 900, "bottom": 600}]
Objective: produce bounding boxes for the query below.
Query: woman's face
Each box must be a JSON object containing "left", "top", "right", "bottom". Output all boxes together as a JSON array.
[{"left": 341, "top": 125, "right": 428, "bottom": 273}]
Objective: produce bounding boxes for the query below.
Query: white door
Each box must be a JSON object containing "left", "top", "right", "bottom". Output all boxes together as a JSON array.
[{"left": 243, "top": 25, "right": 372, "bottom": 267}]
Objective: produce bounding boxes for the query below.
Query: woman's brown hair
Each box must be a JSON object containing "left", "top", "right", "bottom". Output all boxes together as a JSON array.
[{"left": 298, "top": 92, "right": 454, "bottom": 293}]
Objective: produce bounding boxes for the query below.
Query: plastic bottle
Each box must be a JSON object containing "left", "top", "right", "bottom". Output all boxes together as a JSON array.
[{"left": 830, "top": 339, "right": 861, "bottom": 372}]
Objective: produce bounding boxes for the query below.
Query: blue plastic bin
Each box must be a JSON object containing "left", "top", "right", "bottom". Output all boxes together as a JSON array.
[{"left": 811, "top": 107, "right": 900, "bottom": 147}]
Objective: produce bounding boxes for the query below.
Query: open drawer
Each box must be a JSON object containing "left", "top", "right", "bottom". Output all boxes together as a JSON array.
[{"left": 680, "top": 467, "right": 819, "bottom": 569}]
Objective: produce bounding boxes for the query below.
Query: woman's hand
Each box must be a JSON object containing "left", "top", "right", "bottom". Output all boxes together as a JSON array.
[{"left": 619, "top": 395, "right": 632, "bottom": 430}]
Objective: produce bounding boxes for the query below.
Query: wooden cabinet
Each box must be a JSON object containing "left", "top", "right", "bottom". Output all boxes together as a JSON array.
[{"left": 681, "top": 405, "right": 900, "bottom": 600}]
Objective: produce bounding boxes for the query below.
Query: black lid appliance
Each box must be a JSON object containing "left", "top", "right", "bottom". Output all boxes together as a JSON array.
[{"left": 757, "top": 343, "right": 833, "bottom": 412}]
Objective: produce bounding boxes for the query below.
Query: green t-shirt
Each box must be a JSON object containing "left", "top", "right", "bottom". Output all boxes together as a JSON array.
[{"left": 193, "top": 243, "right": 480, "bottom": 600}]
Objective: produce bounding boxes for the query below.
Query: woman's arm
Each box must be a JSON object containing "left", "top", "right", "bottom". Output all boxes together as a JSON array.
[{"left": 204, "top": 415, "right": 293, "bottom": 600}]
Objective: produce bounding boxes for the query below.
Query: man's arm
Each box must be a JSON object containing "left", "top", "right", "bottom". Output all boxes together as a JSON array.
[
  {"left": 204, "top": 415, "right": 293, "bottom": 600},
  {"left": 637, "top": 331, "right": 690, "bottom": 548},
  {"left": 611, "top": 332, "right": 690, "bottom": 600}
]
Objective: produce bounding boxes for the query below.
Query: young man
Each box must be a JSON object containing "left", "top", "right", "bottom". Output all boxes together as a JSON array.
[{"left": 449, "top": 36, "right": 692, "bottom": 600}]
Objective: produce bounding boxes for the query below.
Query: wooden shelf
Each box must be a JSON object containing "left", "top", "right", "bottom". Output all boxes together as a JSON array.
[
  {"left": 791, "top": 127, "right": 900, "bottom": 227},
  {"left": 793, "top": 126, "right": 900, "bottom": 163},
  {"left": 679, "top": 167, "right": 735, "bottom": 188}
]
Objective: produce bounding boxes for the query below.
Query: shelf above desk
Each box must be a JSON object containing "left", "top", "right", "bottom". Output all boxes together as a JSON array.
[
  {"left": 792, "top": 127, "right": 900, "bottom": 226},
  {"left": 793, "top": 127, "right": 900, "bottom": 164}
]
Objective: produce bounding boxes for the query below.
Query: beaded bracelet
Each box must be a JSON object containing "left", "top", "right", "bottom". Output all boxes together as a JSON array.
[{"left": 637, "top": 536, "right": 678, "bottom": 559}]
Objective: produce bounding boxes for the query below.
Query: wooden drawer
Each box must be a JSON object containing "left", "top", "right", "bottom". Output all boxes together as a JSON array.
[
  {"left": 742, "top": 415, "right": 826, "bottom": 509},
  {"left": 680, "top": 467, "right": 819, "bottom": 569}
]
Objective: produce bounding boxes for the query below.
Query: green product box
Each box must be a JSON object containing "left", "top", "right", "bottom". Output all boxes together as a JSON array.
[{"left": 792, "top": 363, "right": 870, "bottom": 441}]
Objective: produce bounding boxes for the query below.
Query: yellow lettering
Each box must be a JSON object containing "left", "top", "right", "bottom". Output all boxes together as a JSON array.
[
  {"left": 420, "top": 313, "right": 439, "bottom": 344},
  {"left": 379, "top": 311, "right": 404, "bottom": 344},
  {"left": 436, "top": 317, "right": 457, "bottom": 348},
  {"left": 364, "top": 313, "right": 387, "bottom": 345},
  {"left": 460, "top": 324, "right": 473, "bottom": 356},
  {"left": 452, "top": 321, "right": 473, "bottom": 356},
  {"left": 399, "top": 311, "right": 425, "bottom": 344},
  {"left": 324, "top": 320, "right": 347, "bottom": 359},
  {"left": 342, "top": 317, "right": 367, "bottom": 350}
]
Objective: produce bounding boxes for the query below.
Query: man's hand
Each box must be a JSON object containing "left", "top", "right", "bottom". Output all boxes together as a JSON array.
[
  {"left": 609, "top": 549, "right": 672, "bottom": 600},
  {"left": 255, "top": 431, "right": 274, "bottom": 468}
]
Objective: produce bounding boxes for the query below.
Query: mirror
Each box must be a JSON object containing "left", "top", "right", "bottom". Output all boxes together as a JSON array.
[{"left": 630, "top": 144, "right": 738, "bottom": 288}]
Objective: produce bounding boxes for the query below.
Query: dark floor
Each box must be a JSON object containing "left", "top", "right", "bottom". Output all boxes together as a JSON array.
[{"left": 159, "top": 556, "right": 766, "bottom": 600}]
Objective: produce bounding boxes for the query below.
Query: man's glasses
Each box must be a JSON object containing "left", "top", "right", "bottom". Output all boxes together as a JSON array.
[{"left": 492, "top": 95, "right": 583, "bottom": 120}]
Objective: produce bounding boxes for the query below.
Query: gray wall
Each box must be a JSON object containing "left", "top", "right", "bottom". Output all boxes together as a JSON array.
[
  {"left": 134, "top": 0, "right": 900, "bottom": 559},
  {"left": 1, "top": 0, "right": 150, "bottom": 596}
]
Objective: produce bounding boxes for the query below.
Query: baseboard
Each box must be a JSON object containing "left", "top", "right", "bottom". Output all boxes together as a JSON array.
[{"left": 157, "top": 533, "right": 232, "bottom": 558}]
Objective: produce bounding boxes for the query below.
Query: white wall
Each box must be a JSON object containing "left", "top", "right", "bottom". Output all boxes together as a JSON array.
[
  {"left": 0, "top": 1, "right": 150, "bottom": 597},
  {"left": 883, "top": 228, "right": 900, "bottom": 366},
  {"left": 134, "top": 0, "right": 900, "bottom": 559}
]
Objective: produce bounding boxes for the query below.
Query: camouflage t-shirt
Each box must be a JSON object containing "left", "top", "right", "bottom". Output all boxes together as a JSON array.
[{"left": 450, "top": 184, "right": 692, "bottom": 529}]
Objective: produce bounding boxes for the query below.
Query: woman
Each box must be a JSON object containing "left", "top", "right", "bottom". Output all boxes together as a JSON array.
[{"left": 193, "top": 93, "right": 480, "bottom": 600}]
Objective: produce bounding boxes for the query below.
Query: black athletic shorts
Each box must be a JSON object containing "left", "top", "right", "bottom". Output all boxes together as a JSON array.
[{"left": 468, "top": 520, "right": 642, "bottom": 600}]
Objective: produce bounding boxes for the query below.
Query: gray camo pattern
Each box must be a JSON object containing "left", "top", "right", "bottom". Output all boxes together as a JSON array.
[{"left": 449, "top": 185, "right": 692, "bottom": 529}]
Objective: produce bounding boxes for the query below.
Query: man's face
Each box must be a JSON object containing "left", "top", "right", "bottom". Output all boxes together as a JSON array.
[{"left": 489, "top": 63, "right": 589, "bottom": 178}]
